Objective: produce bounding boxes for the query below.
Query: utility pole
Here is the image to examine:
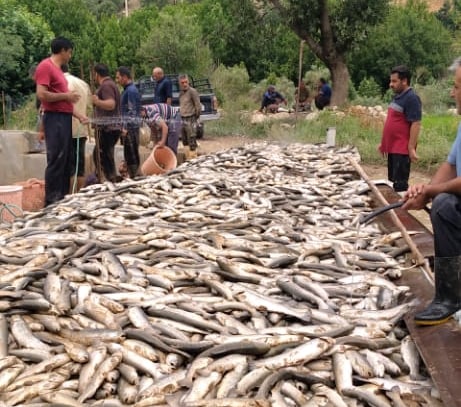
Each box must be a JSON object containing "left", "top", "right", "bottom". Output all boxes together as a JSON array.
[
  {"left": 125, "top": 0, "right": 128, "bottom": 17},
  {"left": 295, "top": 40, "right": 305, "bottom": 122}
]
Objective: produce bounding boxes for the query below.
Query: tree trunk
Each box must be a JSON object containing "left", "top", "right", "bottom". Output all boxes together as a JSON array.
[{"left": 329, "top": 59, "right": 350, "bottom": 107}]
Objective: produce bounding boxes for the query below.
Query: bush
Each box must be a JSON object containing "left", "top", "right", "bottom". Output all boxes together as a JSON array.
[
  {"left": 210, "top": 63, "right": 251, "bottom": 109},
  {"left": 415, "top": 79, "right": 454, "bottom": 114},
  {"left": 357, "top": 77, "right": 382, "bottom": 98}
]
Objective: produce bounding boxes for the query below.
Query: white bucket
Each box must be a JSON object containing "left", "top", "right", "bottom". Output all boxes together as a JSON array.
[{"left": 326, "top": 127, "right": 336, "bottom": 147}]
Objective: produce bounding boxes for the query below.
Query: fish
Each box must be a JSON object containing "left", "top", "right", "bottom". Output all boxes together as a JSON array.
[
  {"left": 250, "top": 337, "right": 335, "bottom": 370},
  {"left": 0, "top": 142, "right": 436, "bottom": 406}
]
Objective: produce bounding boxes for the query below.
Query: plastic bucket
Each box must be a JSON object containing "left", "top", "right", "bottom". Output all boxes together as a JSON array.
[
  {"left": 141, "top": 146, "right": 177, "bottom": 175},
  {"left": 14, "top": 179, "right": 45, "bottom": 212},
  {"left": 0, "top": 185, "right": 23, "bottom": 223}
]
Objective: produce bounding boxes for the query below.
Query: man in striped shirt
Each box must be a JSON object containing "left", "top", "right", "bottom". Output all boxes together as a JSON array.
[{"left": 144, "top": 103, "right": 181, "bottom": 154}]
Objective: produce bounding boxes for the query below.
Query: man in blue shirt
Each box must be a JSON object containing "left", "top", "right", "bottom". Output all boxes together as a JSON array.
[
  {"left": 152, "top": 67, "right": 173, "bottom": 105},
  {"left": 403, "top": 57, "right": 461, "bottom": 326},
  {"left": 116, "top": 66, "right": 141, "bottom": 179},
  {"left": 259, "top": 85, "right": 287, "bottom": 113},
  {"left": 314, "top": 78, "right": 332, "bottom": 110}
]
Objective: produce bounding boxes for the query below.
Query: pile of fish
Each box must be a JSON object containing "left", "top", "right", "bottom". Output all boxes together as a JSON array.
[{"left": 0, "top": 142, "right": 441, "bottom": 406}]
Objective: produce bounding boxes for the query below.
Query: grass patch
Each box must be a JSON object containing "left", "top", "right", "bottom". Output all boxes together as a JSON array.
[{"left": 206, "top": 109, "right": 460, "bottom": 175}]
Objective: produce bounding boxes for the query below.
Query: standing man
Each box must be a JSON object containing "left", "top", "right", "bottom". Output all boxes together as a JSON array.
[
  {"left": 34, "top": 37, "right": 87, "bottom": 206},
  {"left": 379, "top": 65, "right": 422, "bottom": 194},
  {"left": 62, "top": 64, "right": 92, "bottom": 192},
  {"left": 179, "top": 74, "right": 201, "bottom": 159},
  {"left": 144, "top": 103, "right": 181, "bottom": 154},
  {"left": 116, "top": 66, "right": 142, "bottom": 179},
  {"left": 402, "top": 57, "right": 461, "bottom": 326},
  {"left": 152, "top": 67, "right": 172, "bottom": 105},
  {"left": 314, "top": 78, "right": 332, "bottom": 110},
  {"left": 92, "top": 63, "right": 121, "bottom": 183}
]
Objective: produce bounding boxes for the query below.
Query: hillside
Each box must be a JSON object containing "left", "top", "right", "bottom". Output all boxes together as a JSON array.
[{"left": 395, "top": 0, "right": 445, "bottom": 11}]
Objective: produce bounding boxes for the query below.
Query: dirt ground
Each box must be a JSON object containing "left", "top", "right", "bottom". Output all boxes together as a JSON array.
[{"left": 196, "top": 134, "right": 433, "bottom": 230}]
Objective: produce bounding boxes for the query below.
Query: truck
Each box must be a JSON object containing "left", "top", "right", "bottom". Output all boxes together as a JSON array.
[{"left": 134, "top": 74, "right": 220, "bottom": 139}]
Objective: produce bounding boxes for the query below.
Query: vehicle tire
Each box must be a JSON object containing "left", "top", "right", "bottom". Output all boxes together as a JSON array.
[{"left": 196, "top": 122, "right": 204, "bottom": 139}]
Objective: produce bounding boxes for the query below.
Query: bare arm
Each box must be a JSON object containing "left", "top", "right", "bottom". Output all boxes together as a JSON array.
[
  {"left": 36, "top": 84, "right": 80, "bottom": 103},
  {"left": 193, "top": 91, "right": 202, "bottom": 118},
  {"left": 92, "top": 95, "right": 116, "bottom": 111},
  {"left": 408, "top": 121, "right": 421, "bottom": 162},
  {"left": 403, "top": 162, "right": 459, "bottom": 210},
  {"left": 156, "top": 121, "right": 169, "bottom": 147}
]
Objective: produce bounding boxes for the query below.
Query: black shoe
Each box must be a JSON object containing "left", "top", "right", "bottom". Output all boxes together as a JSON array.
[{"left": 414, "top": 301, "right": 459, "bottom": 325}]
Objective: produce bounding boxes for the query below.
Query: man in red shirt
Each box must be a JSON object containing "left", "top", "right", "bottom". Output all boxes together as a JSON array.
[
  {"left": 379, "top": 65, "right": 422, "bottom": 194},
  {"left": 35, "top": 37, "right": 88, "bottom": 206}
]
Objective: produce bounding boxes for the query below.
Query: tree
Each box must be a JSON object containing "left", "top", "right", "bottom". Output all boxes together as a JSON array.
[
  {"left": 136, "top": 6, "right": 213, "bottom": 77},
  {"left": 0, "top": 0, "right": 53, "bottom": 101},
  {"left": 199, "top": 0, "right": 313, "bottom": 82},
  {"left": 349, "top": 1, "right": 452, "bottom": 92},
  {"left": 21, "top": 0, "right": 100, "bottom": 81},
  {"left": 263, "top": 0, "right": 390, "bottom": 106}
]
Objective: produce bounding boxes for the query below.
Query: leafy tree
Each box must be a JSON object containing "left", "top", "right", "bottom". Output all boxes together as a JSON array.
[
  {"left": 0, "top": 0, "right": 53, "bottom": 101},
  {"left": 84, "top": 0, "right": 124, "bottom": 18},
  {"left": 435, "top": 0, "right": 461, "bottom": 31},
  {"left": 199, "top": 0, "right": 313, "bottom": 82},
  {"left": 263, "top": 0, "right": 390, "bottom": 106},
  {"left": 21, "top": 0, "right": 99, "bottom": 81},
  {"left": 349, "top": 1, "right": 452, "bottom": 93},
  {"left": 120, "top": 6, "right": 160, "bottom": 75},
  {"left": 136, "top": 6, "right": 213, "bottom": 77}
]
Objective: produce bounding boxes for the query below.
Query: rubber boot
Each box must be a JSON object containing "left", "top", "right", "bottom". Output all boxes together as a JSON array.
[
  {"left": 185, "top": 148, "right": 197, "bottom": 160},
  {"left": 414, "top": 256, "right": 461, "bottom": 326},
  {"left": 127, "top": 165, "right": 138, "bottom": 179}
]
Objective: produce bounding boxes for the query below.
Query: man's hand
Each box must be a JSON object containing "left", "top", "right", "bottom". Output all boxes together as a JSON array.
[
  {"left": 409, "top": 147, "right": 419, "bottom": 162},
  {"left": 79, "top": 115, "right": 89, "bottom": 125},
  {"left": 68, "top": 91, "right": 81, "bottom": 104},
  {"left": 92, "top": 94, "right": 99, "bottom": 106},
  {"left": 402, "top": 183, "right": 430, "bottom": 210}
]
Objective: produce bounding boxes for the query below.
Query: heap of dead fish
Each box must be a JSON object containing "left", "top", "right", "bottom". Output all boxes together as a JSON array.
[{"left": 0, "top": 142, "right": 441, "bottom": 406}]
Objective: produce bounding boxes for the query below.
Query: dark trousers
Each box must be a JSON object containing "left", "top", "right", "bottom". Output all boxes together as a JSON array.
[
  {"left": 122, "top": 127, "right": 140, "bottom": 177},
  {"left": 387, "top": 153, "right": 411, "bottom": 192},
  {"left": 314, "top": 96, "right": 330, "bottom": 110},
  {"left": 43, "top": 112, "right": 72, "bottom": 206},
  {"left": 94, "top": 129, "right": 120, "bottom": 182},
  {"left": 431, "top": 193, "right": 461, "bottom": 257},
  {"left": 166, "top": 118, "right": 181, "bottom": 154},
  {"left": 70, "top": 137, "right": 87, "bottom": 177}
]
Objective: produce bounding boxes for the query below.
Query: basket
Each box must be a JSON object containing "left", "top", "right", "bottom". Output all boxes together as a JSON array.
[
  {"left": 14, "top": 179, "right": 45, "bottom": 212},
  {"left": 139, "top": 123, "right": 151, "bottom": 147},
  {"left": 141, "top": 146, "right": 177, "bottom": 175},
  {"left": 0, "top": 185, "right": 23, "bottom": 223}
]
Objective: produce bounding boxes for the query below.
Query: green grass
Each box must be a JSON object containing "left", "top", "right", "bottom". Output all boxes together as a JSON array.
[{"left": 206, "top": 109, "right": 460, "bottom": 175}]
